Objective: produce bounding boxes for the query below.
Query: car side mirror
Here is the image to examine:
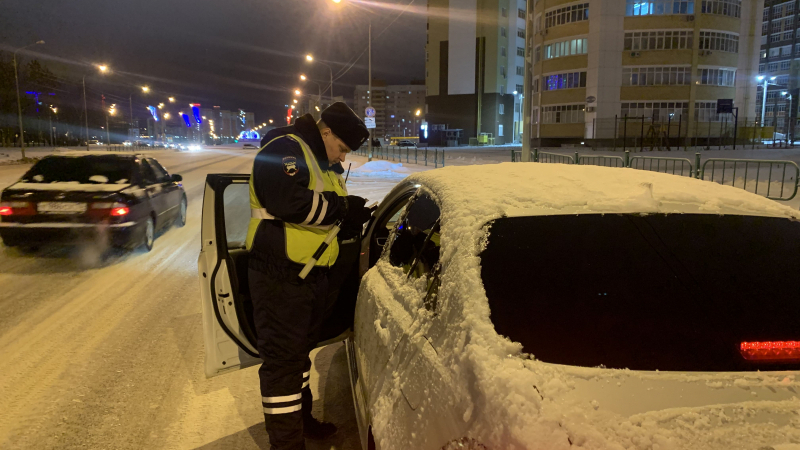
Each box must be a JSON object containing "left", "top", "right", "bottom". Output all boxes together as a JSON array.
[{"left": 171, "top": 174, "right": 183, "bottom": 182}]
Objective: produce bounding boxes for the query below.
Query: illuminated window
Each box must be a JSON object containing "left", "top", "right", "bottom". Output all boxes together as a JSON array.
[
  {"left": 696, "top": 68, "right": 736, "bottom": 87},
  {"left": 626, "top": 0, "right": 694, "bottom": 16},
  {"left": 543, "top": 38, "right": 588, "bottom": 59},
  {"left": 544, "top": 71, "right": 587, "bottom": 90}
]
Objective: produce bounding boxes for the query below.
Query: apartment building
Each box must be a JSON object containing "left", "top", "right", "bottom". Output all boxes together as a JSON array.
[
  {"left": 426, "top": 0, "right": 528, "bottom": 145},
  {"left": 354, "top": 81, "right": 427, "bottom": 140},
  {"left": 525, "top": 0, "right": 761, "bottom": 144},
  {"left": 758, "top": 0, "right": 800, "bottom": 133}
]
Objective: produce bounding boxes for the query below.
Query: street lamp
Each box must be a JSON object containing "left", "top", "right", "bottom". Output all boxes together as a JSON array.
[
  {"left": 758, "top": 76, "right": 778, "bottom": 126},
  {"left": 13, "top": 40, "right": 45, "bottom": 158},
  {"left": 305, "top": 53, "right": 335, "bottom": 103},
  {"left": 294, "top": 89, "right": 302, "bottom": 96},
  {"left": 782, "top": 91, "right": 794, "bottom": 144},
  {"left": 142, "top": 86, "right": 150, "bottom": 93},
  {"left": 168, "top": 97, "right": 175, "bottom": 103},
  {"left": 83, "top": 63, "right": 109, "bottom": 151}
]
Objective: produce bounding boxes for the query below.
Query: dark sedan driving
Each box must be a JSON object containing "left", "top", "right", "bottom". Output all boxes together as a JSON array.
[{"left": 0, "top": 152, "right": 187, "bottom": 252}]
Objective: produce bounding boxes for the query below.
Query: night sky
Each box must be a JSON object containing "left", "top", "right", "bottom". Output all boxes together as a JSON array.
[{"left": 2, "top": 0, "right": 426, "bottom": 123}]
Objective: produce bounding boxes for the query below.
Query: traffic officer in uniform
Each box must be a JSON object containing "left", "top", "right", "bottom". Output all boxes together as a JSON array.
[{"left": 246, "top": 102, "right": 372, "bottom": 449}]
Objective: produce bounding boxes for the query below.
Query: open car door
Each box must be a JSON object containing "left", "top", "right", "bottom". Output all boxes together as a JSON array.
[{"left": 198, "top": 174, "right": 362, "bottom": 378}]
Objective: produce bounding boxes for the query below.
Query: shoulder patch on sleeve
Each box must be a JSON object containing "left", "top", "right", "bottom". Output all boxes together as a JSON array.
[{"left": 282, "top": 156, "right": 298, "bottom": 176}]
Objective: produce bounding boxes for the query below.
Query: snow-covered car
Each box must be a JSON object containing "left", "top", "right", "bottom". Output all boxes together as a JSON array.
[
  {"left": 242, "top": 143, "right": 258, "bottom": 149},
  {"left": 199, "top": 164, "right": 800, "bottom": 450},
  {"left": 0, "top": 152, "right": 187, "bottom": 252}
]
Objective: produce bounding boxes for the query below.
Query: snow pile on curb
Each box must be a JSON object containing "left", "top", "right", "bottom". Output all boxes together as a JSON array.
[
  {"left": 348, "top": 161, "right": 412, "bottom": 179},
  {"left": 365, "top": 163, "right": 800, "bottom": 450}
]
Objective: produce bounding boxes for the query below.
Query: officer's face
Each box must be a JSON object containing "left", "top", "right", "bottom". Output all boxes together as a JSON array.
[{"left": 321, "top": 128, "right": 350, "bottom": 165}]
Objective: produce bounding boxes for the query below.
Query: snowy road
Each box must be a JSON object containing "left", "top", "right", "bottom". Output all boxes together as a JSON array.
[{"left": 0, "top": 148, "right": 408, "bottom": 450}]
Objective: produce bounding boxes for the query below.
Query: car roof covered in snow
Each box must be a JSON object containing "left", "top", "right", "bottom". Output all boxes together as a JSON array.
[
  {"left": 48, "top": 151, "right": 142, "bottom": 158},
  {"left": 404, "top": 162, "right": 800, "bottom": 220}
]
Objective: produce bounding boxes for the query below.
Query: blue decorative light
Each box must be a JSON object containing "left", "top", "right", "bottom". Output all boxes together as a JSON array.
[
  {"left": 182, "top": 114, "right": 191, "bottom": 127},
  {"left": 148, "top": 106, "right": 159, "bottom": 122},
  {"left": 192, "top": 106, "right": 202, "bottom": 124}
]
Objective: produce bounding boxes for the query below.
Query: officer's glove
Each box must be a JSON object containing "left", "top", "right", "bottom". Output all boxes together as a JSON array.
[{"left": 340, "top": 195, "right": 373, "bottom": 240}]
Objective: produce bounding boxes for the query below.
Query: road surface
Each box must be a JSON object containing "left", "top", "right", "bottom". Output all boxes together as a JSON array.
[{"left": 0, "top": 147, "right": 406, "bottom": 450}]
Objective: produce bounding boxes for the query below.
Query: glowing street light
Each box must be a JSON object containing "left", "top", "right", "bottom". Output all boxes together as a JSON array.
[
  {"left": 168, "top": 97, "right": 175, "bottom": 103},
  {"left": 415, "top": 109, "right": 421, "bottom": 116},
  {"left": 163, "top": 113, "right": 171, "bottom": 119},
  {"left": 294, "top": 89, "right": 302, "bottom": 95},
  {"left": 158, "top": 103, "right": 164, "bottom": 109},
  {"left": 269, "top": 119, "right": 274, "bottom": 124},
  {"left": 293, "top": 99, "right": 298, "bottom": 104},
  {"left": 98, "top": 64, "right": 108, "bottom": 73},
  {"left": 142, "top": 86, "right": 150, "bottom": 93},
  {"left": 306, "top": 54, "right": 313, "bottom": 62},
  {"left": 300, "top": 74, "right": 307, "bottom": 81}
]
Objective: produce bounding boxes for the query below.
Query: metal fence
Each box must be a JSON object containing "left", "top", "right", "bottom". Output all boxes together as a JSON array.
[
  {"left": 513, "top": 148, "right": 800, "bottom": 202},
  {"left": 587, "top": 115, "right": 796, "bottom": 152},
  {"left": 354, "top": 145, "right": 446, "bottom": 168}
]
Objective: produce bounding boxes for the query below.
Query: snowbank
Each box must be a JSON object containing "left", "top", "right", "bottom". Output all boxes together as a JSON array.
[
  {"left": 348, "top": 161, "right": 412, "bottom": 179},
  {"left": 366, "top": 164, "right": 800, "bottom": 450}
]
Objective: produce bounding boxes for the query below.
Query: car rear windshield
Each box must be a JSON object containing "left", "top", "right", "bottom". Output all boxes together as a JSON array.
[
  {"left": 480, "top": 214, "right": 800, "bottom": 372},
  {"left": 21, "top": 156, "right": 135, "bottom": 184}
]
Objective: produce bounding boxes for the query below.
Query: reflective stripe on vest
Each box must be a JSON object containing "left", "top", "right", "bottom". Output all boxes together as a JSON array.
[{"left": 246, "top": 134, "right": 348, "bottom": 267}]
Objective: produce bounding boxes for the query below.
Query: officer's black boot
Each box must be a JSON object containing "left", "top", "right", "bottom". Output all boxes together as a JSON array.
[{"left": 302, "top": 386, "right": 337, "bottom": 441}]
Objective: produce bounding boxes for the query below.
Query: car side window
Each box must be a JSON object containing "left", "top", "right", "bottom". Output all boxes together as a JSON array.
[
  {"left": 388, "top": 194, "right": 441, "bottom": 279},
  {"left": 140, "top": 161, "right": 158, "bottom": 185},
  {"left": 146, "top": 158, "right": 171, "bottom": 183}
]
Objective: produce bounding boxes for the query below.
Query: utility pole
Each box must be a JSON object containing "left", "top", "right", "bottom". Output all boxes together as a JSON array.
[
  {"left": 522, "top": 0, "right": 533, "bottom": 161},
  {"left": 368, "top": 20, "right": 373, "bottom": 161},
  {"left": 13, "top": 41, "right": 45, "bottom": 159},
  {"left": 82, "top": 77, "right": 90, "bottom": 151}
]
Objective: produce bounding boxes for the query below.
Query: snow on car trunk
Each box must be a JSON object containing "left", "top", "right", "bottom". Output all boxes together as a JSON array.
[{"left": 369, "top": 163, "right": 800, "bottom": 450}]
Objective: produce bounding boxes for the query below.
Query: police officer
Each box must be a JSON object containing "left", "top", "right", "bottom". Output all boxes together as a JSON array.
[{"left": 246, "top": 102, "right": 372, "bottom": 449}]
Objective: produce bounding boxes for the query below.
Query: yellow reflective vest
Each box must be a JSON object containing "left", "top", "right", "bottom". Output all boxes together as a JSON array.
[{"left": 246, "top": 134, "right": 348, "bottom": 267}]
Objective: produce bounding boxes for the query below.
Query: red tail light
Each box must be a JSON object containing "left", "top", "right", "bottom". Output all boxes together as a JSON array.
[
  {"left": 110, "top": 206, "right": 130, "bottom": 216},
  {"left": 740, "top": 341, "right": 800, "bottom": 362},
  {"left": 90, "top": 202, "right": 129, "bottom": 217},
  {"left": 0, "top": 202, "right": 34, "bottom": 216}
]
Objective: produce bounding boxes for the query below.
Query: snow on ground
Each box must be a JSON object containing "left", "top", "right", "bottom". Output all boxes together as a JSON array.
[{"left": 0, "top": 148, "right": 388, "bottom": 450}]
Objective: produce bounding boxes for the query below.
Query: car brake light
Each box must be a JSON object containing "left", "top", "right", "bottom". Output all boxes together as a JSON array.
[
  {"left": 740, "top": 341, "right": 800, "bottom": 362},
  {"left": 91, "top": 202, "right": 129, "bottom": 216},
  {"left": 0, "top": 202, "right": 34, "bottom": 216},
  {"left": 110, "top": 206, "right": 130, "bottom": 216}
]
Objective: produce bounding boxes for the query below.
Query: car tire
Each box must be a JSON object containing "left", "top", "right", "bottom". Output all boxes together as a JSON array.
[
  {"left": 176, "top": 196, "right": 187, "bottom": 227},
  {"left": 142, "top": 216, "right": 155, "bottom": 252}
]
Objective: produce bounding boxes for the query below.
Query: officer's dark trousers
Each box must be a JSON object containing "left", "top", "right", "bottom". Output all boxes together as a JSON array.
[{"left": 249, "top": 262, "right": 330, "bottom": 450}]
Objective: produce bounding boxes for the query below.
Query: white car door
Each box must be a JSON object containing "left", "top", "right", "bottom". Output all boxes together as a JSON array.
[{"left": 198, "top": 174, "right": 362, "bottom": 378}]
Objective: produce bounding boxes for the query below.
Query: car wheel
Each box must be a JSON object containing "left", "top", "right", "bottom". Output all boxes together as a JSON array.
[
  {"left": 142, "top": 216, "right": 155, "bottom": 252},
  {"left": 176, "top": 196, "right": 187, "bottom": 227}
]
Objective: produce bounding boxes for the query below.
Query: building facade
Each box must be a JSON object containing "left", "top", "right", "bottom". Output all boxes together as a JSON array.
[
  {"left": 355, "top": 82, "right": 427, "bottom": 140},
  {"left": 426, "top": 0, "right": 527, "bottom": 145},
  {"left": 525, "top": 0, "right": 761, "bottom": 145},
  {"left": 758, "top": 0, "right": 800, "bottom": 136}
]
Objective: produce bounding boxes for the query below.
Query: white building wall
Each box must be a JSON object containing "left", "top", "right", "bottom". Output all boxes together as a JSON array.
[
  {"left": 738, "top": 0, "right": 766, "bottom": 120},
  {"left": 585, "top": 0, "right": 625, "bottom": 138},
  {"left": 449, "top": 0, "right": 478, "bottom": 95}
]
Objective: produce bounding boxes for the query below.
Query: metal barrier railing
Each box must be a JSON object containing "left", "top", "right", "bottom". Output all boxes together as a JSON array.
[
  {"left": 355, "top": 145, "right": 446, "bottom": 168},
  {"left": 629, "top": 155, "right": 695, "bottom": 177},
  {"left": 578, "top": 155, "right": 626, "bottom": 168},
  {"left": 538, "top": 151, "right": 575, "bottom": 165},
  {"left": 700, "top": 158, "right": 800, "bottom": 201},
  {"left": 514, "top": 149, "right": 800, "bottom": 202}
]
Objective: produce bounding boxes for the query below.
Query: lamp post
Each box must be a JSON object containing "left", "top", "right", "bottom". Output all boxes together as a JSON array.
[
  {"left": 782, "top": 91, "right": 794, "bottom": 145},
  {"left": 13, "top": 40, "right": 45, "bottom": 158},
  {"left": 83, "top": 64, "right": 108, "bottom": 151},
  {"left": 106, "top": 105, "right": 116, "bottom": 149},
  {"left": 758, "top": 76, "right": 777, "bottom": 131},
  {"left": 305, "top": 54, "right": 335, "bottom": 104}
]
